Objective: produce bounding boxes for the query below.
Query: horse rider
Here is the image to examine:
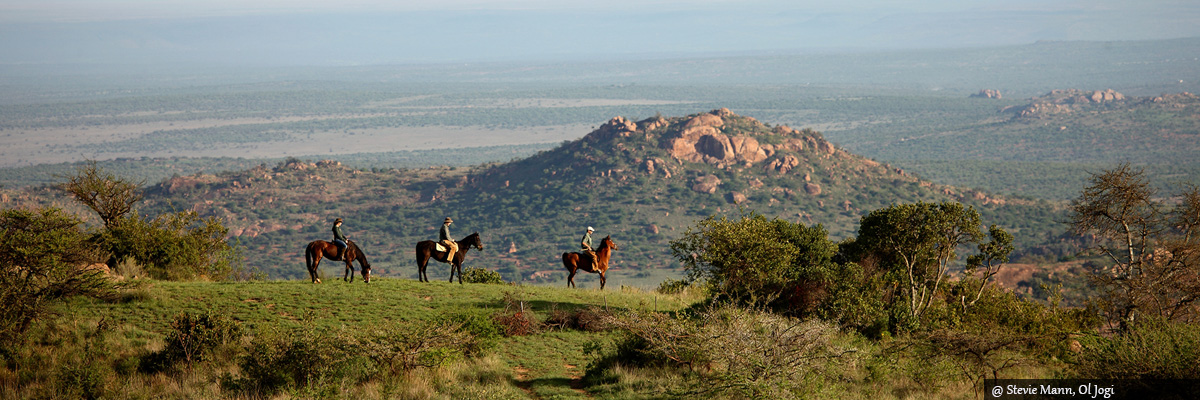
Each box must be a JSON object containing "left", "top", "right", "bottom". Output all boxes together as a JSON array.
[
  {"left": 580, "top": 226, "right": 596, "bottom": 264},
  {"left": 440, "top": 217, "right": 460, "bottom": 258},
  {"left": 332, "top": 218, "right": 349, "bottom": 260}
]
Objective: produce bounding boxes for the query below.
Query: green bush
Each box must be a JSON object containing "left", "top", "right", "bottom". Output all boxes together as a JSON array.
[
  {"left": 231, "top": 325, "right": 366, "bottom": 396},
  {"left": 655, "top": 278, "right": 689, "bottom": 295},
  {"left": 669, "top": 211, "right": 838, "bottom": 311},
  {"left": 1074, "top": 317, "right": 1200, "bottom": 379},
  {"left": 461, "top": 267, "right": 505, "bottom": 284},
  {"left": 141, "top": 311, "right": 243, "bottom": 373},
  {"left": 437, "top": 313, "right": 501, "bottom": 356},
  {"left": 97, "top": 211, "right": 233, "bottom": 281}
]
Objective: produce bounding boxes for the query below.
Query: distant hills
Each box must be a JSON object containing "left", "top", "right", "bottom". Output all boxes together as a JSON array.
[{"left": 94, "top": 109, "right": 1064, "bottom": 283}]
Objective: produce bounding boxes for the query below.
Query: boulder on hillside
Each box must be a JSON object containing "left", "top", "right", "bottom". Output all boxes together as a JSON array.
[
  {"left": 692, "top": 175, "right": 722, "bottom": 194},
  {"left": 726, "top": 191, "right": 747, "bottom": 204},
  {"left": 638, "top": 116, "right": 668, "bottom": 132},
  {"left": 804, "top": 182, "right": 822, "bottom": 196},
  {"left": 682, "top": 112, "right": 725, "bottom": 130},
  {"left": 766, "top": 155, "right": 801, "bottom": 174},
  {"left": 588, "top": 116, "right": 638, "bottom": 141}
]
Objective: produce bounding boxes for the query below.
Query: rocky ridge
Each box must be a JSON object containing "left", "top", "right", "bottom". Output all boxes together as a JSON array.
[{"left": 1004, "top": 89, "right": 1197, "bottom": 118}]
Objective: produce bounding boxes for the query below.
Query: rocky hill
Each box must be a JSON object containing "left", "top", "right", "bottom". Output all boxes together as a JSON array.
[
  {"left": 1003, "top": 89, "right": 1196, "bottom": 118},
  {"left": 4, "top": 109, "right": 1065, "bottom": 283}
]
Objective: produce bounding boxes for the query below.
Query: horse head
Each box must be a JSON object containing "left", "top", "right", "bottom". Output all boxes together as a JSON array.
[
  {"left": 351, "top": 241, "right": 371, "bottom": 283},
  {"left": 468, "top": 232, "right": 484, "bottom": 251},
  {"left": 602, "top": 235, "right": 617, "bottom": 251}
]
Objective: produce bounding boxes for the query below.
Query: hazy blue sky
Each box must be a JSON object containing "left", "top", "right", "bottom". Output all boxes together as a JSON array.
[{"left": 1, "top": 0, "right": 1197, "bottom": 66}]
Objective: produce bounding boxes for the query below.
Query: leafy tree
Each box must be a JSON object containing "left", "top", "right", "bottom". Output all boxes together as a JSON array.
[
  {"left": 961, "top": 225, "right": 1015, "bottom": 309},
  {"left": 98, "top": 210, "right": 233, "bottom": 281},
  {"left": 1068, "top": 163, "right": 1200, "bottom": 326},
  {"left": 58, "top": 160, "right": 144, "bottom": 228},
  {"left": 670, "top": 211, "right": 838, "bottom": 310},
  {"left": 0, "top": 207, "right": 113, "bottom": 355},
  {"left": 851, "top": 201, "right": 984, "bottom": 321}
]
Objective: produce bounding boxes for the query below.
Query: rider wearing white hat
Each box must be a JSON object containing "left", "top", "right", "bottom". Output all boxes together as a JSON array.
[{"left": 580, "top": 226, "right": 596, "bottom": 264}]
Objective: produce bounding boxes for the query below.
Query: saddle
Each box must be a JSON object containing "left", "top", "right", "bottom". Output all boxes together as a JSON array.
[{"left": 435, "top": 243, "right": 447, "bottom": 252}]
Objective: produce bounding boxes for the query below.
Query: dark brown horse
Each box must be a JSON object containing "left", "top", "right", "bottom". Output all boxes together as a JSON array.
[
  {"left": 415, "top": 232, "right": 483, "bottom": 284},
  {"left": 304, "top": 240, "right": 371, "bottom": 283},
  {"left": 562, "top": 235, "right": 617, "bottom": 290}
]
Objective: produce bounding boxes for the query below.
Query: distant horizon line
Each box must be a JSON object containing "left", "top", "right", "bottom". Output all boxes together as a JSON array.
[{"left": 4, "top": 35, "right": 1199, "bottom": 73}]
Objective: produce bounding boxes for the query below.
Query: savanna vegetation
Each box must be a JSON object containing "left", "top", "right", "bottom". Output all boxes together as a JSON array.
[
  {"left": 4, "top": 163, "right": 1197, "bottom": 399},
  {"left": 4, "top": 37, "right": 1200, "bottom": 398}
]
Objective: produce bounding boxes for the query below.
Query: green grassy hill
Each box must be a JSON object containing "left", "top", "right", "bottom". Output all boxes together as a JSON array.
[
  {"left": 12, "top": 276, "right": 1084, "bottom": 399},
  {"left": 13, "top": 278, "right": 699, "bottom": 399}
]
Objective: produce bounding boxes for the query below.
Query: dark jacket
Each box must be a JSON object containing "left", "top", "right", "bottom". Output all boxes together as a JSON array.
[
  {"left": 439, "top": 223, "right": 452, "bottom": 242},
  {"left": 333, "top": 224, "right": 348, "bottom": 242}
]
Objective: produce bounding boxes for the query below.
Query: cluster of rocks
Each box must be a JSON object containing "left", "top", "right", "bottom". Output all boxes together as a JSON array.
[
  {"left": 1004, "top": 89, "right": 1128, "bottom": 118},
  {"left": 577, "top": 108, "right": 911, "bottom": 205},
  {"left": 970, "top": 89, "right": 1002, "bottom": 99},
  {"left": 587, "top": 109, "right": 839, "bottom": 170}
]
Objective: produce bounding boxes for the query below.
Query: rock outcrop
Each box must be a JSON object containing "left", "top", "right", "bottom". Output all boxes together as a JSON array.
[
  {"left": 970, "top": 89, "right": 1002, "bottom": 99},
  {"left": 1004, "top": 89, "right": 1128, "bottom": 118}
]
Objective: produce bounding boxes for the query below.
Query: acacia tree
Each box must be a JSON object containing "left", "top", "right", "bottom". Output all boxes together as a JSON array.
[
  {"left": 1069, "top": 163, "right": 1200, "bottom": 326},
  {"left": 0, "top": 208, "right": 113, "bottom": 355},
  {"left": 59, "top": 161, "right": 241, "bottom": 281},
  {"left": 853, "top": 201, "right": 984, "bottom": 321},
  {"left": 59, "top": 160, "right": 143, "bottom": 228}
]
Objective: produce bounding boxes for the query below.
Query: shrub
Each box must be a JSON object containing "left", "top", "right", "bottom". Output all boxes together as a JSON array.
[
  {"left": 669, "top": 211, "right": 838, "bottom": 310},
  {"left": 656, "top": 278, "right": 689, "bottom": 295},
  {"left": 54, "top": 320, "right": 116, "bottom": 400},
  {"left": 545, "top": 306, "right": 613, "bottom": 332},
  {"left": 141, "top": 311, "right": 243, "bottom": 373},
  {"left": 97, "top": 211, "right": 233, "bottom": 281},
  {"left": 494, "top": 288, "right": 540, "bottom": 336},
  {"left": 1074, "top": 317, "right": 1200, "bottom": 379},
  {"left": 347, "top": 320, "right": 476, "bottom": 374},
  {"left": 437, "top": 313, "right": 501, "bottom": 356},
  {"left": 231, "top": 325, "right": 364, "bottom": 396},
  {"left": 595, "top": 304, "right": 842, "bottom": 398},
  {"left": 461, "top": 267, "right": 505, "bottom": 284}
]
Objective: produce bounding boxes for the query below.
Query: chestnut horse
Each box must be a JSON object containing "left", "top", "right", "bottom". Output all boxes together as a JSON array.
[
  {"left": 562, "top": 235, "right": 617, "bottom": 290},
  {"left": 415, "top": 232, "right": 483, "bottom": 284},
  {"left": 304, "top": 240, "right": 371, "bottom": 283}
]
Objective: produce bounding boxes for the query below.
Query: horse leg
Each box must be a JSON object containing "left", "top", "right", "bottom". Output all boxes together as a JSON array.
[
  {"left": 567, "top": 268, "right": 576, "bottom": 288},
  {"left": 599, "top": 271, "right": 606, "bottom": 290},
  {"left": 309, "top": 253, "right": 322, "bottom": 284},
  {"left": 417, "top": 255, "right": 428, "bottom": 282},
  {"left": 455, "top": 262, "right": 463, "bottom": 285},
  {"left": 344, "top": 260, "right": 354, "bottom": 283}
]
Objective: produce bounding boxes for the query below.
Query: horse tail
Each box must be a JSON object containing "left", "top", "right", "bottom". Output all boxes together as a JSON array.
[
  {"left": 305, "top": 243, "right": 314, "bottom": 270},
  {"left": 561, "top": 252, "right": 574, "bottom": 272}
]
